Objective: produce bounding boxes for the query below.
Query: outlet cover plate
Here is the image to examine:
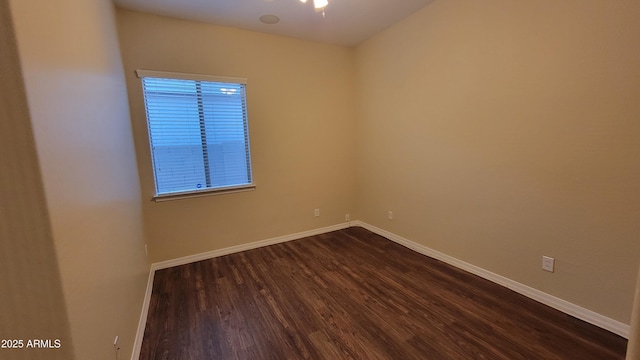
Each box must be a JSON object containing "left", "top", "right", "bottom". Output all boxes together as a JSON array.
[{"left": 542, "top": 256, "right": 555, "bottom": 272}]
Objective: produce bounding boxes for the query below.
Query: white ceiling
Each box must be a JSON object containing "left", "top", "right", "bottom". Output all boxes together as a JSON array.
[{"left": 113, "top": 0, "right": 434, "bottom": 47}]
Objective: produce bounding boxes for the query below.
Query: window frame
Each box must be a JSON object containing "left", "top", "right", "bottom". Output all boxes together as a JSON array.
[{"left": 136, "top": 69, "right": 255, "bottom": 202}]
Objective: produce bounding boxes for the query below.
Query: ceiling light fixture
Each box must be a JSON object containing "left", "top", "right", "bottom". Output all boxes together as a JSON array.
[{"left": 300, "top": 0, "right": 329, "bottom": 17}]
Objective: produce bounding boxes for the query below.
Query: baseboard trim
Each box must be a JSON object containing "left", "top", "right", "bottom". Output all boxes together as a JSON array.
[
  {"left": 131, "top": 220, "right": 628, "bottom": 359},
  {"left": 351, "top": 220, "right": 630, "bottom": 338},
  {"left": 131, "top": 267, "right": 156, "bottom": 360},
  {"left": 151, "top": 223, "right": 351, "bottom": 271},
  {"left": 132, "top": 222, "right": 351, "bottom": 359}
]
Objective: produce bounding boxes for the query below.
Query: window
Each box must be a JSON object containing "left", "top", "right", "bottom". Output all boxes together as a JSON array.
[{"left": 136, "top": 70, "right": 254, "bottom": 200}]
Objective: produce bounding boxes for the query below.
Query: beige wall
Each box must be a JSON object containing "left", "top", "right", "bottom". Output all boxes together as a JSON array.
[
  {"left": 6, "top": 0, "right": 637, "bottom": 356},
  {"left": 355, "top": 0, "right": 640, "bottom": 324},
  {"left": 8, "top": 0, "right": 149, "bottom": 359},
  {"left": 116, "top": 9, "right": 358, "bottom": 262},
  {"left": 628, "top": 265, "right": 640, "bottom": 358},
  {"left": 5, "top": 0, "right": 634, "bottom": 354},
  {"left": 0, "top": 2, "right": 74, "bottom": 359}
]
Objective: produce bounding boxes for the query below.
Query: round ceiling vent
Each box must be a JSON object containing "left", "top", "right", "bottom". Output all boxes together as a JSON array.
[{"left": 259, "top": 15, "right": 280, "bottom": 25}]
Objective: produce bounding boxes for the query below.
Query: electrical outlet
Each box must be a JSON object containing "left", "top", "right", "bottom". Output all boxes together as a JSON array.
[
  {"left": 345, "top": 214, "right": 350, "bottom": 222},
  {"left": 144, "top": 244, "right": 148, "bottom": 257},
  {"left": 113, "top": 336, "right": 120, "bottom": 360},
  {"left": 542, "top": 256, "right": 555, "bottom": 272},
  {"left": 388, "top": 211, "right": 393, "bottom": 220},
  {"left": 314, "top": 208, "right": 320, "bottom": 217}
]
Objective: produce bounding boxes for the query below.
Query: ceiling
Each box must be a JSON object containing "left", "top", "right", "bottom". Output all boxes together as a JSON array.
[{"left": 113, "top": 0, "right": 434, "bottom": 47}]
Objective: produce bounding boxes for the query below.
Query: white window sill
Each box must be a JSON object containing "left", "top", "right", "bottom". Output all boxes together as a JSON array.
[{"left": 152, "top": 184, "right": 256, "bottom": 202}]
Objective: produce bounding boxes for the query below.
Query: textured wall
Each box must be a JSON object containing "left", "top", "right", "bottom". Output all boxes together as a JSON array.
[
  {"left": 116, "top": 9, "right": 358, "bottom": 262},
  {"left": 0, "top": 2, "right": 73, "bottom": 359},
  {"left": 9, "top": 0, "right": 149, "bottom": 358},
  {"left": 355, "top": 0, "right": 640, "bottom": 324}
]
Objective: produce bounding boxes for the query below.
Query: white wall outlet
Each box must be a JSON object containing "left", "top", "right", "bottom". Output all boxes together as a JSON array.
[
  {"left": 314, "top": 208, "right": 320, "bottom": 217},
  {"left": 345, "top": 213, "right": 350, "bottom": 222},
  {"left": 388, "top": 211, "right": 393, "bottom": 220},
  {"left": 144, "top": 244, "right": 148, "bottom": 257},
  {"left": 542, "top": 256, "right": 555, "bottom": 272},
  {"left": 113, "top": 335, "right": 120, "bottom": 359}
]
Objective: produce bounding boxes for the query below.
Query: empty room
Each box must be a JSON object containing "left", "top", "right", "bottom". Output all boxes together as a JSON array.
[{"left": 2, "top": 0, "right": 640, "bottom": 359}]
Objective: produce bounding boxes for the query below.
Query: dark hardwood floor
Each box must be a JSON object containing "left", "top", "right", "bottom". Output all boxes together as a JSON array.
[{"left": 140, "top": 227, "right": 627, "bottom": 359}]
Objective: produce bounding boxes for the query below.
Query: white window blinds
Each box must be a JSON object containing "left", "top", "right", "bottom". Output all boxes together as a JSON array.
[{"left": 137, "top": 70, "right": 254, "bottom": 199}]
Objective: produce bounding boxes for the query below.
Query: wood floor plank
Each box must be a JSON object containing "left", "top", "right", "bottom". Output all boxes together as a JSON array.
[{"left": 139, "top": 227, "right": 627, "bottom": 359}]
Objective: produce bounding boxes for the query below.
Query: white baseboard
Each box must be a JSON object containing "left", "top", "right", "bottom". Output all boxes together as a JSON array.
[
  {"left": 131, "top": 222, "right": 350, "bottom": 359},
  {"left": 131, "top": 268, "right": 156, "bottom": 360},
  {"left": 351, "top": 220, "right": 630, "bottom": 338},
  {"left": 151, "top": 223, "right": 351, "bottom": 271},
  {"left": 131, "top": 220, "right": 629, "bottom": 359}
]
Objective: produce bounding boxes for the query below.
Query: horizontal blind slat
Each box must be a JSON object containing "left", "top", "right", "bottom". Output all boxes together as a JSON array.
[{"left": 141, "top": 75, "right": 252, "bottom": 196}]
